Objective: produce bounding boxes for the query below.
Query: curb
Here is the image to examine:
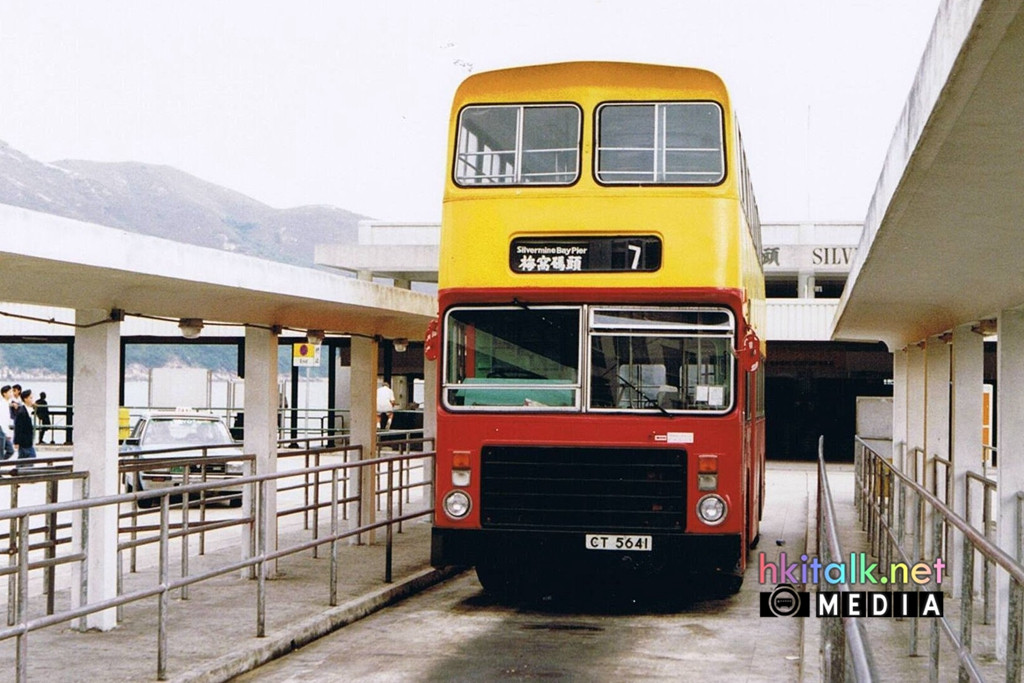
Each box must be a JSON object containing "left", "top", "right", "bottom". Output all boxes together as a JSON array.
[{"left": 171, "top": 565, "right": 466, "bottom": 683}]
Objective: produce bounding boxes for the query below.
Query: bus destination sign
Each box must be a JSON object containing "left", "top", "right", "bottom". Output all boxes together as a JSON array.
[{"left": 510, "top": 236, "right": 662, "bottom": 274}]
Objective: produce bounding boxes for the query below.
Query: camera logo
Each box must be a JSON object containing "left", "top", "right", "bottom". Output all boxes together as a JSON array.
[{"left": 760, "top": 583, "right": 811, "bottom": 617}]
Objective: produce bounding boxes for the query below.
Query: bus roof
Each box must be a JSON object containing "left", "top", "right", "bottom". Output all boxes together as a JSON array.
[{"left": 452, "top": 62, "right": 730, "bottom": 108}]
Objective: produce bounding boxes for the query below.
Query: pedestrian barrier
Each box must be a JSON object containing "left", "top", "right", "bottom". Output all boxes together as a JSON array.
[
  {"left": 855, "top": 437, "right": 1024, "bottom": 681},
  {"left": 817, "top": 436, "right": 878, "bottom": 681},
  {"left": 0, "top": 437, "right": 436, "bottom": 682}
]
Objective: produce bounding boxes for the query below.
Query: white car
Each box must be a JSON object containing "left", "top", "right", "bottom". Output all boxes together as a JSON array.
[{"left": 121, "top": 411, "right": 246, "bottom": 507}]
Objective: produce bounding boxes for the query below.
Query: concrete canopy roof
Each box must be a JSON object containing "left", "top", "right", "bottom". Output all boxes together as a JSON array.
[
  {"left": 0, "top": 205, "right": 437, "bottom": 340},
  {"left": 831, "top": 0, "right": 1024, "bottom": 350},
  {"left": 315, "top": 244, "right": 440, "bottom": 283}
]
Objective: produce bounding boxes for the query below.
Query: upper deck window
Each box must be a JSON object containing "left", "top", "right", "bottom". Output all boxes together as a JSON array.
[
  {"left": 596, "top": 102, "right": 725, "bottom": 185},
  {"left": 455, "top": 105, "right": 581, "bottom": 186}
]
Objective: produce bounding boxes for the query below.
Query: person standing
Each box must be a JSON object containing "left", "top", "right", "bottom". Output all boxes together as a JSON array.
[
  {"left": 35, "top": 391, "right": 52, "bottom": 445},
  {"left": 376, "top": 380, "right": 396, "bottom": 430},
  {"left": 1, "top": 385, "right": 13, "bottom": 434},
  {"left": 13, "top": 389, "right": 37, "bottom": 462},
  {"left": 10, "top": 385, "right": 23, "bottom": 421}
]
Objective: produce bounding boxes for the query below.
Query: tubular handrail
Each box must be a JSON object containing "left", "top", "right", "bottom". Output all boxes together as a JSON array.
[
  {"left": 0, "top": 439, "right": 436, "bottom": 682},
  {"left": 856, "top": 439, "right": 1024, "bottom": 589},
  {"left": 856, "top": 436, "right": 1024, "bottom": 681},
  {"left": 983, "top": 443, "right": 997, "bottom": 468},
  {"left": 817, "top": 436, "right": 878, "bottom": 681}
]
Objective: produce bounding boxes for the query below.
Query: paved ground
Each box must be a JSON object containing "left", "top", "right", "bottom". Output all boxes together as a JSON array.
[
  {"left": 0, "top": 511, "right": 454, "bottom": 682},
  {"left": 234, "top": 463, "right": 816, "bottom": 682}
]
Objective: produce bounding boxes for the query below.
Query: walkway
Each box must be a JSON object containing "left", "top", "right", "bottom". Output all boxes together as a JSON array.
[{"left": 0, "top": 513, "right": 454, "bottom": 682}]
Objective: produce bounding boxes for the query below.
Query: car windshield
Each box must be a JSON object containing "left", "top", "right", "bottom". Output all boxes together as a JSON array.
[{"left": 143, "top": 418, "right": 233, "bottom": 446}]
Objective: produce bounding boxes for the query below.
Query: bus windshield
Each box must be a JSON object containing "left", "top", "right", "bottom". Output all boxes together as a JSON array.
[
  {"left": 589, "top": 307, "right": 735, "bottom": 413},
  {"left": 443, "top": 305, "right": 735, "bottom": 413},
  {"left": 444, "top": 307, "right": 581, "bottom": 409}
]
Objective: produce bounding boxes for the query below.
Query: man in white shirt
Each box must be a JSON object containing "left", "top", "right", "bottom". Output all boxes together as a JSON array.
[{"left": 376, "top": 380, "right": 396, "bottom": 430}]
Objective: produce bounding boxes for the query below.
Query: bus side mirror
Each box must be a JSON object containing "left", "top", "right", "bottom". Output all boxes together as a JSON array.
[
  {"left": 424, "top": 318, "right": 440, "bottom": 362},
  {"left": 737, "top": 331, "right": 761, "bottom": 373}
]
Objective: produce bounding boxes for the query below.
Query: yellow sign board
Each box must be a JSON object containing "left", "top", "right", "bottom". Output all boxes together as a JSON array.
[{"left": 292, "top": 342, "right": 321, "bottom": 367}]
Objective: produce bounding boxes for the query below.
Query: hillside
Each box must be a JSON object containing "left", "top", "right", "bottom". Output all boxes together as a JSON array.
[{"left": 0, "top": 140, "right": 365, "bottom": 266}]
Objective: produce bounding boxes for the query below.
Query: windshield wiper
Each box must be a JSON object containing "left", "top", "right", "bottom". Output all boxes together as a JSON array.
[{"left": 612, "top": 371, "right": 672, "bottom": 418}]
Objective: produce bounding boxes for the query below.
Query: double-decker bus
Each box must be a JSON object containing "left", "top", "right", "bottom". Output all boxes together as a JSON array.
[{"left": 430, "top": 62, "right": 765, "bottom": 596}]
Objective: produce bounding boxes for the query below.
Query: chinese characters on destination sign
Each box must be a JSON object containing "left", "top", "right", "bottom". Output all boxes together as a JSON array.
[{"left": 510, "top": 236, "right": 662, "bottom": 273}]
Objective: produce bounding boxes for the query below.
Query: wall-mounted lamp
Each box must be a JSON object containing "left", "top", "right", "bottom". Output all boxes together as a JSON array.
[
  {"left": 393, "top": 338, "right": 409, "bottom": 353},
  {"left": 306, "top": 329, "right": 325, "bottom": 346},
  {"left": 178, "top": 318, "right": 204, "bottom": 339}
]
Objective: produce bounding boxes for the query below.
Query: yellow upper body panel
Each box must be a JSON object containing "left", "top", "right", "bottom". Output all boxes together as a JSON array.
[{"left": 440, "top": 62, "right": 763, "bottom": 322}]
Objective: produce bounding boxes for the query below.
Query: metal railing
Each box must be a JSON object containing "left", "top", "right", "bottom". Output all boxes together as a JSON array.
[
  {"left": 0, "top": 467, "right": 87, "bottom": 625},
  {"left": 817, "top": 436, "right": 878, "bottom": 681},
  {"left": 966, "top": 469, "right": 999, "bottom": 627},
  {"left": 21, "top": 403, "right": 419, "bottom": 446},
  {"left": 28, "top": 404, "right": 363, "bottom": 446},
  {"left": 855, "top": 436, "right": 1024, "bottom": 681},
  {"left": 21, "top": 403, "right": 73, "bottom": 445},
  {"left": 0, "top": 438, "right": 436, "bottom": 682}
]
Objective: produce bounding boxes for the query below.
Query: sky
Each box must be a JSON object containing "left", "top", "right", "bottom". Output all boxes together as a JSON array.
[{"left": 0, "top": 1, "right": 942, "bottom": 224}]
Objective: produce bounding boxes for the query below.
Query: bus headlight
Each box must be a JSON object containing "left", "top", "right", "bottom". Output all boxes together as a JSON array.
[
  {"left": 443, "top": 490, "right": 472, "bottom": 519},
  {"left": 696, "top": 494, "right": 727, "bottom": 525}
]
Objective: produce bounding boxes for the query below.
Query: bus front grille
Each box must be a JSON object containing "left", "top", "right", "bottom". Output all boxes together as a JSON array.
[{"left": 480, "top": 446, "right": 685, "bottom": 531}]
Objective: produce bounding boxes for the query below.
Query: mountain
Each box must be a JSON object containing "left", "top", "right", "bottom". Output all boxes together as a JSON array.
[{"left": 0, "top": 140, "right": 365, "bottom": 266}]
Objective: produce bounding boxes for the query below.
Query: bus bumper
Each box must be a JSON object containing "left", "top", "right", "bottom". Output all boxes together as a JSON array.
[{"left": 431, "top": 527, "right": 743, "bottom": 574}]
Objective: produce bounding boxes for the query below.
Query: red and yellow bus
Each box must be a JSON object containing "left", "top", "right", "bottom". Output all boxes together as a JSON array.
[{"left": 430, "top": 62, "right": 765, "bottom": 595}]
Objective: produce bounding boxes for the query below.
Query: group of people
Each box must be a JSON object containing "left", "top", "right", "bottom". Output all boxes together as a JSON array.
[{"left": 0, "top": 384, "right": 51, "bottom": 463}]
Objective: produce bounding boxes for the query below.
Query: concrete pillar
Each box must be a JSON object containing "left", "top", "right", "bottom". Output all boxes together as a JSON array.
[
  {"left": 925, "top": 337, "right": 951, "bottom": 466},
  {"left": 798, "top": 271, "right": 816, "bottom": 299},
  {"left": 243, "top": 325, "right": 280, "bottom": 574},
  {"left": 924, "top": 337, "right": 951, "bottom": 557},
  {"left": 950, "top": 323, "right": 984, "bottom": 598},
  {"left": 70, "top": 308, "right": 120, "bottom": 630},
  {"left": 892, "top": 348, "right": 908, "bottom": 463},
  {"left": 906, "top": 344, "right": 927, "bottom": 475},
  {"left": 904, "top": 343, "right": 926, "bottom": 569},
  {"left": 996, "top": 308, "right": 1024, "bottom": 659},
  {"left": 350, "top": 336, "right": 379, "bottom": 543}
]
